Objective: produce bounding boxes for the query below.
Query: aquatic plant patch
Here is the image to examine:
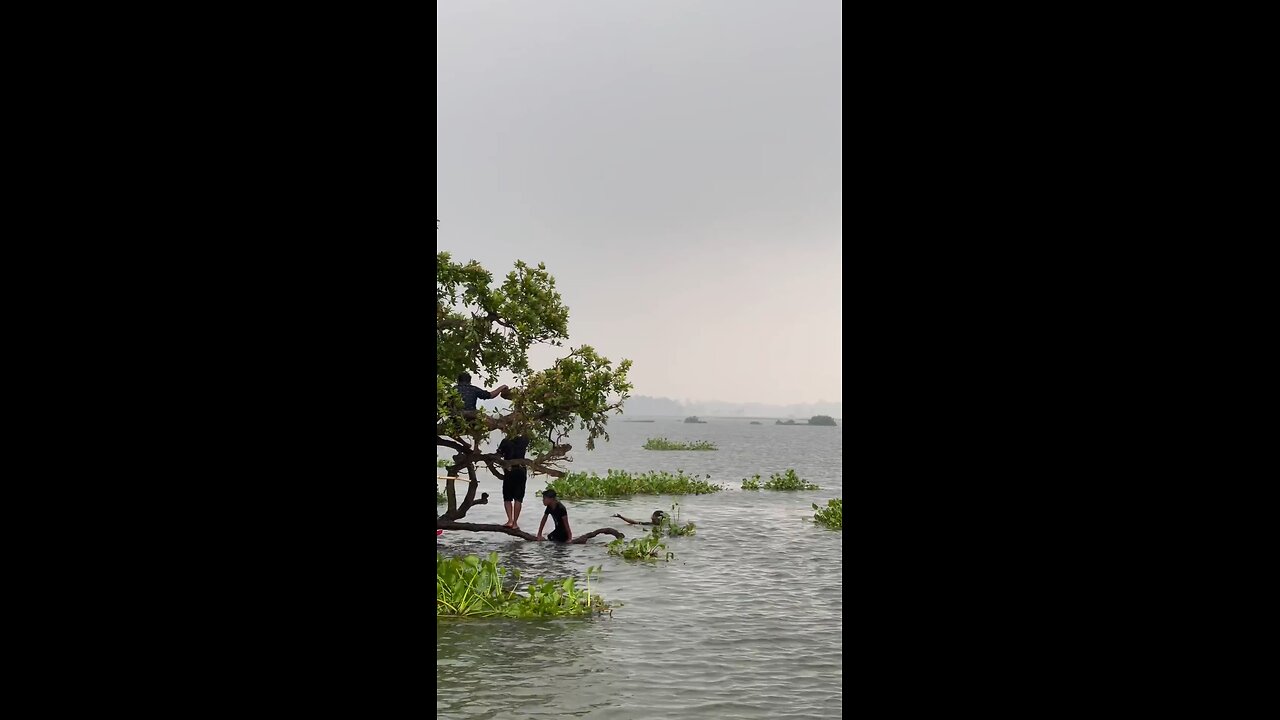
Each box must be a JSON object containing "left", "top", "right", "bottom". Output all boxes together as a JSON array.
[
  {"left": 546, "top": 470, "right": 725, "bottom": 499},
  {"left": 437, "top": 552, "right": 613, "bottom": 618},
  {"left": 643, "top": 437, "right": 717, "bottom": 451},
  {"left": 740, "top": 470, "right": 819, "bottom": 491},
  {"left": 813, "top": 498, "right": 842, "bottom": 529},
  {"left": 607, "top": 534, "right": 673, "bottom": 561}
]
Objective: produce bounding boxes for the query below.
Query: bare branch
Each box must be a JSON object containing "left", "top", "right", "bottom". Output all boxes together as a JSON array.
[{"left": 436, "top": 521, "right": 624, "bottom": 544}]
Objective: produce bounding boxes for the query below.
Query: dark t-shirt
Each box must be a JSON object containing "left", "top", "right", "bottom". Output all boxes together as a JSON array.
[
  {"left": 544, "top": 501, "right": 568, "bottom": 534},
  {"left": 458, "top": 383, "right": 493, "bottom": 411},
  {"left": 497, "top": 436, "right": 529, "bottom": 460}
]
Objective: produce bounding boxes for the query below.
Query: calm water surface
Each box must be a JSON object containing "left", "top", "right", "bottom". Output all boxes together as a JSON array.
[{"left": 437, "top": 417, "right": 842, "bottom": 720}]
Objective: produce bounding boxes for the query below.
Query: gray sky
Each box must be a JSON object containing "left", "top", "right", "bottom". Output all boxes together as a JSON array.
[{"left": 438, "top": 0, "right": 841, "bottom": 406}]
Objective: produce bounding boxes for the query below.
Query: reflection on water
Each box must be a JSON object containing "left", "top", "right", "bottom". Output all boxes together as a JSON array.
[{"left": 438, "top": 418, "right": 842, "bottom": 719}]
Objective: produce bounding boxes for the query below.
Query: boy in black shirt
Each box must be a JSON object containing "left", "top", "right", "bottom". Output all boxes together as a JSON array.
[
  {"left": 536, "top": 489, "right": 572, "bottom": 543},
  {"left": 497, "top": 434, "right": 530, "bottom": 529}
]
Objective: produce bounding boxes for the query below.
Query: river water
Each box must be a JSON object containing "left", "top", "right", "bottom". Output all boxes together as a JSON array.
[{"left": 437, "top": 417, "right": 843, "bottom": 719}]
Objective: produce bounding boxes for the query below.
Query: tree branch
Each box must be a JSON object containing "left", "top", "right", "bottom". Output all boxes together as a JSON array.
[{"left": 436, "top": 521, "right": 624, "bottom": 543}]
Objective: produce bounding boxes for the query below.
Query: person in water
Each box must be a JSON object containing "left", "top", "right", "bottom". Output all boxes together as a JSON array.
[
  {"left": 497, "top": 434, "right": 530, "bottom": 529},
  {"left": 536, "top": 489, "right": 572, "bottom": 543},
  {"left": 612, "top": 510, "right": 667, "bottom": 526}
]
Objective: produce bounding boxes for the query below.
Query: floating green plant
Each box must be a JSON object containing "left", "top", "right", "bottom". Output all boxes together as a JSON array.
[
  {"left": 606, "top": 534, "right": 673, "bottom": 561},
  {"left": 436, "top": 552, "right": 612, "bottom": 618},
  {"left": 741, "top": 469, "right": 819, "bottom": 491},
  {"left": 813, "top": 498, "right": 842, "bottom": 529},
  {"left": 546, "top": 470, "right": 725, "bottom": 499},
  {"left": 643, "top": 437, "right": 717, "bottom": 451}
]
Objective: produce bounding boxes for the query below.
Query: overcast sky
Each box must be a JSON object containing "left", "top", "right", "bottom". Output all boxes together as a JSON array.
[{"left": 437, "top": 0, "right": 841, "bottom": 405}]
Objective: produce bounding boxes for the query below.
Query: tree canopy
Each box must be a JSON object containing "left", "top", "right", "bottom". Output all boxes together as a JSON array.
[{"left": 436, "top": 252, "right": 632, "bottom": 541}]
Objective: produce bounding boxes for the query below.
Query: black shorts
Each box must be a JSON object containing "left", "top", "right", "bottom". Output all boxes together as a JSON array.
[
  {"left": 503, "top": 467, "right": 527, "bottom": 502},
  {"left": 548, "top": 528, "right": 568, "bottom": 542}
]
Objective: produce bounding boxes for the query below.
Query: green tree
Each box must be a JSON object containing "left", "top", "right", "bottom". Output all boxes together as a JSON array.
[
  {"left": 437, "top": 251, "right": 632, "bottom": 543},
  {"left": 808, "top": 415, "right": 837, "bottom": 426}
]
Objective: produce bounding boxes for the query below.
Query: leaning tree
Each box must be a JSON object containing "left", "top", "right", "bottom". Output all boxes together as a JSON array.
[{"left": 437, "top": 251, "right": 633, "bottom": 542}]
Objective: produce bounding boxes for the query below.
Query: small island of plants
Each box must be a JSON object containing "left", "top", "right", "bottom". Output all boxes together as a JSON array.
[
  {"left": 607, "top": 534, "right": 673, "bottom": 561},
  {"left": 808, "top": 415, "right": 837, "bottom": 426},
  {"left": 437, "top": 552, "right": 613, "bottom": 617},
  {"left": 643, "top": 437, "right": 718, "bottom": 451},
  {"left": 813, "top": 498, "right": 842, "bottom": 529},
  {"left": 740, "top": 469, "right": 820, "bottom": 491},
  {"left": 683, "top": 416, "right": 707, "bottom": 424},
  {"left": 546, "top": 470, "right": 725, "bottom": 498}
]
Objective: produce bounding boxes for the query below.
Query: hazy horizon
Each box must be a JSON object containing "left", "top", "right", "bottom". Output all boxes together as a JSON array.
[{"left": 438, "top": 0, "right": 842, "bottom": 405}]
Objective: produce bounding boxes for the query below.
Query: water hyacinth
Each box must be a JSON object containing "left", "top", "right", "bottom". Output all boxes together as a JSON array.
[
  {"left": 643, "top": 437, "right": 718, "bottom": 451},
  {"left": 546, "top": 470, "right": 725, "bottom": 499},
  {"left": 607, "top": 534, "right": 674, "bottom": 561},
  {"left": 812, "top": 499, "right": 842, "bottom": 529},
  {"left": 740, "top": 469, "right": 819, "bottom": 491},
  {"left": 436, "top": 552, "right": 613, "bottom": 618}
]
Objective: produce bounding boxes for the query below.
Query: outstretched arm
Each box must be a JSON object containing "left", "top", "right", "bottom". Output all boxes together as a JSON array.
[
  {"left": 612, "top": 514, "right": 649, "bottom": 525},
  {"left": 537, "top": 512, "right": 548, "bottom": 540}
]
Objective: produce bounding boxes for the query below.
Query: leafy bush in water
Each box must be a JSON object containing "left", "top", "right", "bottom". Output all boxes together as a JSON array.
[
  {"left": 437, "top": 552, "right": 612, "bottom": 617},
  {"left": 813, "top": 498, "right": 842, "bottom": 529},
  {"left": 683, "top": 416, "right": 706, "bottom": 424},
  {"left": 742, "top": 469, "right": 819, "bottom": 491},
  {"left": 808, "top": 415, "right": 837, "bottom": 426},
  {"left": 437, "top": 458, "right": 451, "bottom": 469},
  {"left": 643, "top": 437, "right": 717, "bottom": 451},
  {"left": 547, "top": 470, "right": 725, "bottom": 499},
  {"left": 763, "top": 469, "right": 819, "bottom": 491},
  {"left": 607, "top": 534, "right": 673, "bottom": 561}
]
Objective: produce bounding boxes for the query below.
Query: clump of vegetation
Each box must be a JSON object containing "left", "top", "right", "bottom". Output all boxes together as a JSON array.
[
  {"left": 776, "top": 419, "right": 797, "bottom": 425},
  {"left": 683, "top": 416, "right": 706, "bottom": 424},
  {"left": 437, "top": 458, "right": 451, "bottom": 469},
  {"left": 643, "top": 437, "right": 717, "bottom": 451},
  {"left": 764, "top": 469, "right": 819, "bottom": 490},
  {"left": 607, "top": 534, "right": 673, "bottom": 561},
  {"left": 741, "top": 469, "right": 820, "bottom": 491},
  {"left": 813, "top": 499, "right": 842, "bottom": 529},
  {"left": 546, "top": 470, "right": 725, "bottom": 498},
  {"left": 437, "top": 552, "right": 612, "bottom": 617},
  {"left": 652, "top": 502, "right": 696, "bottom": 537},
  {"left": 437, "top": 485, "right": 446, "bottom": 504},
  {"left": 749, "top": 421, "right": 762, "bottom": 425},
  {"left": 809, "top": 415, "right": 837, "bottom": 426}
]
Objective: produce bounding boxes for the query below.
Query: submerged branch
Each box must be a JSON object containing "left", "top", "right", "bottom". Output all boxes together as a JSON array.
[{"left": 436, "top": 521, "right": 624, "bottom": 544}]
